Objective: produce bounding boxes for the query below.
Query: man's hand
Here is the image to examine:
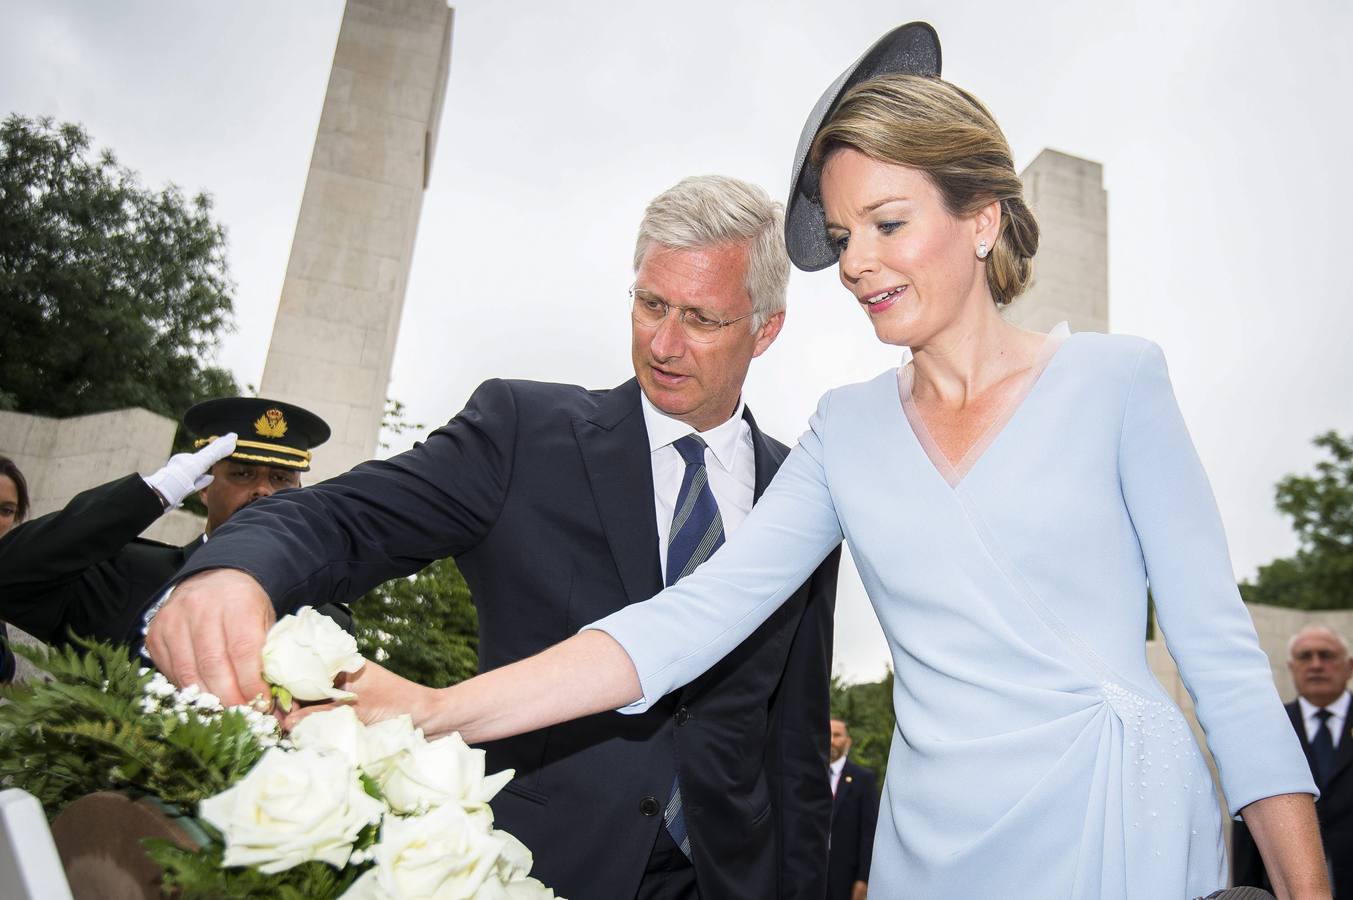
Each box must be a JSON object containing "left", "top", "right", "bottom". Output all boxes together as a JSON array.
[
  {"left": 144, "top": 433, "right": 239, "bottom": 509},
  {"left": 145, "top": 568, "right": 275, "bottom": 706},
  {"left": 851, "top": 881, "right": 868, "bottom": 900}
]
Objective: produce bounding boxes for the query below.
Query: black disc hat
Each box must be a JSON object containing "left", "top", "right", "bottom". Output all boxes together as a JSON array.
[
  {"left": 183, "top": 397, "right": 331, "bottom": 472},
  {"left": 784, "top": 22, "right": 942, "bottom": 272}
]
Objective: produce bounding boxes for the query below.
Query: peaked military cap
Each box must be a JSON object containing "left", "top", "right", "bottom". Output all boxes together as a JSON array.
[{"left": 184, "top": 397, "right": 330, "bottom": 472}]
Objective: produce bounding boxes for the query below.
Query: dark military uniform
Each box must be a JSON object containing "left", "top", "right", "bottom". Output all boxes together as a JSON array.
[
  {"left": 0, "top": 474, "right": 216, "bottom": 647},
  {"left": 0, "top": 474, "right": 351, "bottom": 651},
  {"left": 0, "top": 397, "right": 345, "bottom": 661}
]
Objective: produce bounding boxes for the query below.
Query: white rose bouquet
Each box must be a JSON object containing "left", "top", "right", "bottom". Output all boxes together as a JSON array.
[{"left": 0, "top": 612, "right": 564, "bottom": 899}]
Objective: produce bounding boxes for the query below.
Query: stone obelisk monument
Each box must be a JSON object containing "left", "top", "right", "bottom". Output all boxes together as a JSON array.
[
  {"left": 1007, "top": 149, "right": 1109, "bottom": 333},
  {"left": 259, "top": 0, "right": 454, "bottom": 484}
]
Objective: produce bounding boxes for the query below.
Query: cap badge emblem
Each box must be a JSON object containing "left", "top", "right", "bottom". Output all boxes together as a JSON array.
[{"left": 254, "top": 408, "right": 289, "bottom": 438}]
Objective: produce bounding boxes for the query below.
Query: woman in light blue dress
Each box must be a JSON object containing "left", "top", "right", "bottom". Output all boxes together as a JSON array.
[{"left": 331, "top": 24, "right": 1328, "bottom": 899}]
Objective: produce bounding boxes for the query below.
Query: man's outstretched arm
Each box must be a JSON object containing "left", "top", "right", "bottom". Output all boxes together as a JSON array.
[{"left": 147, "top": 379, "right": 521, "bottom": 704}]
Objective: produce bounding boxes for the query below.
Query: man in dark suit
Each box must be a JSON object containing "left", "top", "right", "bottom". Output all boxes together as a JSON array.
[
  {"left": 1233, "top": 625, "right": 1353, "bottom": 895},
  {"left": 828, "top": 718, "right": 878, "bottom": 900},
  {"left": 145, "top": 176, "right": 841, "bottom": 900},
  {"left": 0, "top": 397, "right": 343, "bottom": 652}
]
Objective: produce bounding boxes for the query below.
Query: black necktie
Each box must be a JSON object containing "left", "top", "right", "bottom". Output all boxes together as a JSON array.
[
  {"left": 1311, "top": 708, "right": 1336, "bottom": 788},
  {"left": 662, "top": 434, "right": 725, "bottom": 859}
]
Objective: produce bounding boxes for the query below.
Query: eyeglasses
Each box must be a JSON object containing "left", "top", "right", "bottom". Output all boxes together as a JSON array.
[
  {"left": 629, "top": 286, "right": 753, "bottom": 343},
  {"left": 1293, "top": 649, "right": 1346, "bottom": 663}
]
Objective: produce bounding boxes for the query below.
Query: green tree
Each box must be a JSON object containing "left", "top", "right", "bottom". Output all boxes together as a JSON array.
[
  {"left": 0, "top": 114, "right": 238, "bottom": 419},
  {"left": 380, "top": 397, "right": 427, "bottom": 450},
  {"left": 830, "top": 670, "right": 894, "bottom": 787},
  {"left": 1241, "top": 430, "right": 1353, "bottom": 610},
  {"left": 354, "top": 557, "right": 479, "bottom": 689}
]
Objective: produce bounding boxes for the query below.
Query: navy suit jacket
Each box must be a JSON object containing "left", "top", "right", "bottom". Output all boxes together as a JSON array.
[
  {"left": 828, "top": 758, "right": 878, "bottom": 900},
  {"left": 175, "top": 378, "right": 841, "bottom": 900},
  {"left": 1232, "top": 697, "right": 1353, "bottom": 895}
]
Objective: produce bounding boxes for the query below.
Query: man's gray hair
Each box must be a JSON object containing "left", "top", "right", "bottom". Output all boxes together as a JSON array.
[
  {"left": 1288, "top": 624, "right": 1351, "bottom": 658},
  {"left": 633, "top": 175, "right": 790, "bottom": 330}
]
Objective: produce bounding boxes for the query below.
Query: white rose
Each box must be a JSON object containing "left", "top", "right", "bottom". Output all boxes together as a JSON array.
[
  {"left": 492, "top": 830, "right": 533, "bottom": 884},
  {"left": 262, "top": 606, "right": 366, "bottom": 702},
  {"left": 199, "top": 746, "right": 384, "bottom": 874},
  {"left": 502, "top": 878, "right": 557, "bottom": 899},
  {"left": 475, "top": 877, "right": 558, "bottom": 900},
  {"left": 289, "top": 705, "right": 368, "bottom": 765},
  {"left": 338, "top": 869, "right": 386, "bottom": 900},
  {"left": 380, "top": 732, "right": 513, "bottom": 815},
  {"left": 291, "top": 707, "right": 425, "bottom": 782},
  {"left": 340, "top": 803, "right": 506, "bottom": 900},
  {"left": 361, "top": 714, "right": 422, "bottom": 782}
]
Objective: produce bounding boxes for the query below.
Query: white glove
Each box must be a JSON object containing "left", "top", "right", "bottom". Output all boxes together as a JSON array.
[{"left": 144, "top": 432, "right": 239, "bottom": 509}]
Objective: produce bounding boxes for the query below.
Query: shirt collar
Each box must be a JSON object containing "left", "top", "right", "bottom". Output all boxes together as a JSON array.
[
  {"left": 1298, "top": 690, "right": 1352, "bottom": 720},
  {"left": 639, "top": 391, "right": 747, "bottom": 473},
  {"left": 829, "top": 755, "right": 847, "bottom": 777}
]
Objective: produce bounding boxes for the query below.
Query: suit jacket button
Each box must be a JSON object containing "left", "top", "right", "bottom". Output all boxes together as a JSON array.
[
  {"left": 675, "top": 706, "right": 689, "bottom": 725},
  {"left": 639, "top": 796, "right": 660, "bottom": 816}
]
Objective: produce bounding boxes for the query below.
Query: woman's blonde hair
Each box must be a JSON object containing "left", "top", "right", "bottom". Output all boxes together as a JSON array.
[{"left": 809, "top": 74, "right": 1038, "bottom": 306}]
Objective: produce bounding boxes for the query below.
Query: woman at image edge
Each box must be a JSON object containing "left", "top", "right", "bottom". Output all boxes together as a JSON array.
[{"left": 324, "top": 30, "right": 1327, "bottom": 899}]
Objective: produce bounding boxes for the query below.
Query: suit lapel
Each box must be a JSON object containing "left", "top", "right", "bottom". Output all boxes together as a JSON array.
[
  {"left": 181, "top": 535, "right": 206, "bottom": 563},
  {"left": 1286, "top": 701, "right": 1316, "bottom": 771},
  {"left": 573, "top": 380, "right": 663, "bottom": 606},
  {"left": 1328, "top": 699, "right": 1353, "bottom": 786},
  {"left": 743, "top": 405, "right": 785, "bottom": 502}
]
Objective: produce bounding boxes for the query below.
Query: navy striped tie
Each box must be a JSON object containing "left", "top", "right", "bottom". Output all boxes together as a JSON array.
[{"left": 663, "top": 434, "right": 725, "bottom": 858}]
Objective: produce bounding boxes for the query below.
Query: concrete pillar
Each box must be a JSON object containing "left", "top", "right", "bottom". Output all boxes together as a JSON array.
[
  {"left": 1007, "top": 149, "right": 1109, "bottom": 334},
  {"left": 259, "top": 0, "right": 454, "bottom": 484}
]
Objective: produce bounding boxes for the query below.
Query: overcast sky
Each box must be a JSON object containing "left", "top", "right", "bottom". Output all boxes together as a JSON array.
[{"left": 3, "top": 0, "right": 1350, "bottom": 681}]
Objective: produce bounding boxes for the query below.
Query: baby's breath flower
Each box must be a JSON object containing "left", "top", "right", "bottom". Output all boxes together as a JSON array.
[
  {"left": 193, "top": 692, "right": 223, "bottom": 711},
  {"left": 146, "top": 674, "right": 176, "bottom": 698}
]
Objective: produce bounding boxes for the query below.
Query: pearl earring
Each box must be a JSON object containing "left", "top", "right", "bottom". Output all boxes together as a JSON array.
[{"left": 976, "top": 240, "right": 989, "bottom": 260}]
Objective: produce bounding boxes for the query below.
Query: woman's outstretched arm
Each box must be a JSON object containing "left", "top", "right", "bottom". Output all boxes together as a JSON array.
[
  {"left": 298, "top": 393, "right": 845, "bottom": 740},
  {"left": 290, "top": 630, "right": 641, "bottom": 741}
]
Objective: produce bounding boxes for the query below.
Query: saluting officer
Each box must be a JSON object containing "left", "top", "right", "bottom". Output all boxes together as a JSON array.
[{"left": 0, "top": 397, "right": 344, "bottom": 655}]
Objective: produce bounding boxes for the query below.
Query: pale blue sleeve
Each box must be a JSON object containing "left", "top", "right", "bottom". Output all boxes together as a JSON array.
[
  {"left": 585, "top": 393, "right": 845, "bottom": 712},
  {"left": 1118, "top": 342, "right": 1315, "bottom": 814}
]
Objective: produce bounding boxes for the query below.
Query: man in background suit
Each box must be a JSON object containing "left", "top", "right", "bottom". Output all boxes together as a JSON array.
[
  {"left": 145, "top": 176, "right": 841, "bottom": 900},
  {"left": 828, "top": 717, "right": 878, "bottom": 900},
  {"left": 1233, "top": 625, "right": 1353, "bottom": 894}
]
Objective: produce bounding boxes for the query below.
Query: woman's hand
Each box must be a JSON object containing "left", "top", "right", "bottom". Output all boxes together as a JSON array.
[
  {"left": 1238, "top": 792, "right": 1331, "bottom": 900},
  {"left": 281, "top": 630, "right": 642, "bottom": 743},
  {"left": 280, "top": 660, "right": 440, "bottom": 732}
]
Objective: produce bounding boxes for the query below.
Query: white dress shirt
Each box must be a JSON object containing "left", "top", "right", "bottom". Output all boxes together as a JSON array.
[
  {"left": 640, "top": 393, "right": 755, "bottom": 584},
  {"left": 829, "top": 754, "right": 848, "bottom": 796},
  {"left": 1298, "top": 689, "right": 1351, "bottom": 748}
]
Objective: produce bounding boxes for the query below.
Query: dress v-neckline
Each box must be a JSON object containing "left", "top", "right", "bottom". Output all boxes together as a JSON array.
[{"left": 897, "top": 322, "right": 1071, "bottom": 488}]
